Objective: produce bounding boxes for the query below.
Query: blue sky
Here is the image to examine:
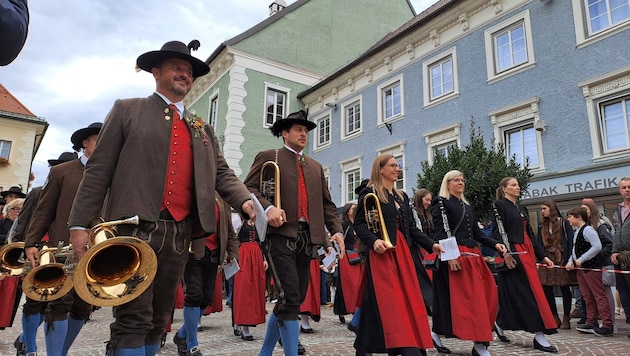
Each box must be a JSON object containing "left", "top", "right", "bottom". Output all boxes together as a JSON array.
[{"left": 0, "top": 0, "right": 435, "bottom": 187}]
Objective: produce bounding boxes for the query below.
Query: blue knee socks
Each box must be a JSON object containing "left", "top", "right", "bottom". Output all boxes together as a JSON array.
[
  {"left": 22, "top": 313, "right": 43, "bottom": 353},
  {"left": 278, "top": 319, "right": 299, "bottom": 356},
  {"left": 259, "top": 312, "right": 281, "bottom": 356},
  {"left": 44, "top": 320, "right": 68, "bottom": 356},
  {"left": 144, "top": 343, "right": 160, "bottom": 356},
  {"left": 116, "top": 346, "right": 144, "bottom": 356},
  {"left": 61, "top": 316, "right": 85, "bottom": 355},
  {"left": 182, "top": 306, "right": 201, "bottom": 349}
]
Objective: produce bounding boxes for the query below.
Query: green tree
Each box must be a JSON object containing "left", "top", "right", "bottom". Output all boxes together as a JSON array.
[{"left": 416, "top": 121, "right": 532, "bottom": 222}]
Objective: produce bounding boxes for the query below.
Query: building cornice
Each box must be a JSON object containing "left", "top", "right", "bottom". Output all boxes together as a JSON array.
[
  {"left": 299, "top": 0, "right": 532, "bottom": 110},
  {"left": 186, "top": 47, "right": 324, "bottom": 107}
]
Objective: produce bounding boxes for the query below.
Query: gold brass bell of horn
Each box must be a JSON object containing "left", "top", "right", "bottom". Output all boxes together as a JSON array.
[
  {"left": 0, "top": 242, "right": 26, "bottom": 278},
  {"left": 260, "top": 161, "right": 281, "bottom": 209},
  {"left": 72, "top": 216, "right": 157, "bottom": 307},
  {"left": 22, "top": 242, "right": 75, "bottom": 302},
  {"left": 363, "top": 192, "right": 395, "bottom": 249}
]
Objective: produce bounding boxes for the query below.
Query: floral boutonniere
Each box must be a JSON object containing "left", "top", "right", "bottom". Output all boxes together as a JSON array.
[{"left": 185, "top": 114, "right": 209, "bottom": 146}]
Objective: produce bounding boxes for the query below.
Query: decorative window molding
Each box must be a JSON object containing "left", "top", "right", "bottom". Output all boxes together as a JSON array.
[
  {"left": 340, "top": 156, "right": 363, "bottom": 204},
  {"left": 313, "top": 114, "right": 331, "bottom": 151},
  {"left": 378, "top": 143, "right": 406, "bottom": 192},
  {"left": 341, "top": 96, "right": 363, "bottom": 141},
  {"left": 572, "top": 0, "right": 630, "bottom": 48},
  {"left": 0, "top": 140, "right": 11, "bottom": 160},
  {"left": 423, "top": 123, "right": 461, "bottom": 164},
  {"left": 423, "top": 47, "right": 459, "bottom": 108},
  {"left": 208, "top": 89, "right": 219, "bottom": 128},
  {"left": 377, "top": 74, "right": 404, "bottom": 126},
  {"left": 323, "top": 166, "right": 331, "bottom": 191},
  {"left": 263, "top": 83, "right": 290, "bottom": 128},
  {"left": 489, "top": 97, "right": 544, "bottom": 172},
  {"left": 579, "top": 65, "right": 630, "bottom": 161},
  {"left": 484, "top": 10, "right": 536, "bottom": 83}
]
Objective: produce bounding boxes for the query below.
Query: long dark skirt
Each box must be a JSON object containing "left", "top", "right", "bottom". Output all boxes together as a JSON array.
[
  {"left": 354, "top": 231, "right": 432, "bottom": 353},
  {"left": 496, "top": 236, "right": 557, "bottom": 334}
]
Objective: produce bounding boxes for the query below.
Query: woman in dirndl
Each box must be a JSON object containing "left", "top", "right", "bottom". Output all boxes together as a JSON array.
[
  {"left": 232, "top": 219, "right": 267, "bottom": 340},
  {"left": 353, "top": 154, "right": 442, "bottom": 356},
  {"left": 430, "top": 170, "right": 506, "bottom": 356},
  {"left": 492, "top": 177, "right": 558, "bottom": 353},
  {"left": 333, "top": 203, "right": 363, "bottom": 325}
]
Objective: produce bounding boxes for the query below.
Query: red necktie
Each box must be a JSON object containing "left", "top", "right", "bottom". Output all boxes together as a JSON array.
[
  {"left": 296, "top": 153, "right": 309, "bottom": 222},
  {"left": 169, "top": 104, "right": 180, "bottom": 121}
]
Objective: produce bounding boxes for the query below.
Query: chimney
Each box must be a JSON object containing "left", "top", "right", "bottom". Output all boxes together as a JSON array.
[{"left": 269, "top": 0, "right": 287, "bottom": 16}]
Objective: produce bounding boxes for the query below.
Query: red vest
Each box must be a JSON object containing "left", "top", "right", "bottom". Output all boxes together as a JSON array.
[{"left": 160, "top": 106, "right": 194, "bottom": 221}]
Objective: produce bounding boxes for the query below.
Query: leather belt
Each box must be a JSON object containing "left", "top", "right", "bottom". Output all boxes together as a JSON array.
[{"left": 159, "top": 209, "right": 175, "bottom": 221}]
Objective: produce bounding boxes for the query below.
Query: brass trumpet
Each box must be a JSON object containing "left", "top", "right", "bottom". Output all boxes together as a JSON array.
[
  {"left": 73, "top": 216, "right": 157, "bottom": 307},
  {"left": 363, "top": 192, "right": 395, "bottom": 248},
  {"left": 22, "top": 242, "right": 75, "bottom": 302},
  {"left": 260, "top": 160, "right": 281, "bottom": 209}
]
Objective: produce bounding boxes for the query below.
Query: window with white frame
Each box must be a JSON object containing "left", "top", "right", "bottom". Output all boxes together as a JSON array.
[
  {"left": 265, "top": 86, "right": 287, "bottom": 126},
  {"left": 423, "top": 48, "right": 459, "bottom": 107},
  {"left": 340, "top": 158, "right": 362, "bottom": 204},
  {"left": 345, "top": 169, "right": 361, "bottom": 203},
  {"left": 484, "top": 11, "right": 535, "bottom": 82},
  {"left": 424, "top": 124, "right": 461, "bottom": 164},
  {"left": 490, "top": 98, "right": 544, "bottom": 171},
  {"left": 0, "top": 140, "right": 11, "bottom": 159},
  {"left": 586, "top": 0, "right": 630, "bottom": 35},
  {"left": 323, "top": 166, "right": 331, "bottom": 190},
  {"left": 572, "top": 0, "right": 630, "bottom": 46},
  {"left": 378, "top": 144, "right": 405, "bottom": 191},
  {"left": 209, "top": 94, "right": 219, "bottom": 128},
  {"left": 377, "top": 75, "right": 404, "bottom": 124},
  {"left": 342, "top": 98, "right": 362, "bottom": 139},
  {"left": 580, "top": 66, "right": 630, "bottom": 161},
  {"left": 434, "top": 141, "right": 457, "bottom": 158},
  {"left": 600, "top": 97, "right": 630, "bottom": 151},
  {"left": 315, "top": 115, "right": 331, "bottom": 149},
  {"left": 505, "top": 125, "right": 540, "bottom": 167}
]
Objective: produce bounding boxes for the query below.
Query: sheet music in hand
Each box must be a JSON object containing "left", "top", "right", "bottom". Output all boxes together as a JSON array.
[{"left": 250, "top": 193, "right": 268, "bottom": 242}]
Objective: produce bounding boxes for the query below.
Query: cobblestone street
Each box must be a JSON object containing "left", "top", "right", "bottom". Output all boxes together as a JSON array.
[{"left": 1, "top": 298, "right": 629, "bottom": 355}]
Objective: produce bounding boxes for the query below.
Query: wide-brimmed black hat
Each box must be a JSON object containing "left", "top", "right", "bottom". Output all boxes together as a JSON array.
[
  {"left": 1, "top": 186, "right": 26, "bottom": 199},
  {"left": 47, "top": 151, "right": 78, "bottom": 166},
  {"left": 270, "top": 110, "right": 317, "bottom": 137},
  {"left": 71, "top": 122, "right": 102, "bottom": 151},
  {"left": 136, "top": 40, "right": 209, "bottom": 78}
]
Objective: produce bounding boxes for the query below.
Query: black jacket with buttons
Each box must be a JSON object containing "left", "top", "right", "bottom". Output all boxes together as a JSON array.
[{"left": 431, "top": 195, "right": 498, "bottom": 250}]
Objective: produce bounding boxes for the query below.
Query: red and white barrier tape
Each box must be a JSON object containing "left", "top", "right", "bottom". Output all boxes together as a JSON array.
[{"left": 535, "top": 263, "right": 630, "bottom": 274}]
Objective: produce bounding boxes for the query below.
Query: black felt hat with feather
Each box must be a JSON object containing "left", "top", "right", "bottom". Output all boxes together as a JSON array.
[
  {"left": 136, "top": 40, "right": 209, "bottom": 77},
  {"left": 270, "top": 110, "right": 316, "bottom": 137}
]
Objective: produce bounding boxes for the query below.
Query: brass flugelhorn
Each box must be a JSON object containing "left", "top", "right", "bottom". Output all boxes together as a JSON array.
[
  {"left": 260, "top": 161, "right": 281, "bottom": 209},
  {"left": 22, "top": 242, "right": 75, "bottom": 301},
  {"left": 0, "top": 242, "right": 26, "bottom": 278},
  {"left": 363, "top": 192, "right": 395, "bottom": 248},
  {"left": 73, "top": 216, "right": 157, "bottom": 307}
]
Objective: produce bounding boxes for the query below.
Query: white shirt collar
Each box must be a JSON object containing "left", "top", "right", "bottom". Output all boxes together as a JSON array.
[
  {"left": 284, "top": 145, "right": 303, "bottom": 156},
  {"left": 155, "top": 92, "right": 184, "bottom": 118}
]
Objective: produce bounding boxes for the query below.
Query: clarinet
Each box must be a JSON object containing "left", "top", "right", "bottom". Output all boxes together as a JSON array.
[
  {"left": 492, "top": 202, "right": 517, "bottom": 268},
  {"left": 438, "top": 198, "right": 452, "bottom": 239},
  {"left": 492, "top": 203, "right": 512, "bottom": 253}
]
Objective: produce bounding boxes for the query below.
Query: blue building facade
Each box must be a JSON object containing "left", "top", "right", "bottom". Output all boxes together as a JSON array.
[{"left": 299, "top": 0, "right": 630, "bottom": 220}]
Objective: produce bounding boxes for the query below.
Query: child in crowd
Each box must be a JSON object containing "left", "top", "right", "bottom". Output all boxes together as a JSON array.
[{"left": 565, "top": 207, "right": 614, "bottom": 337}]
